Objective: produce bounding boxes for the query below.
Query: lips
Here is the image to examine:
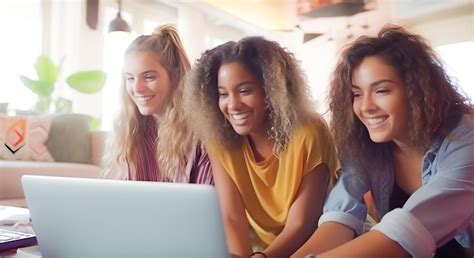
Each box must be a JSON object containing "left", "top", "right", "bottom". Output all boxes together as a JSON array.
[
  {"left": 230, "top": 112, "right": 251, "bottom": 125},
  {"left": 135, "top": 95, "right": 155, "bottom": 104},
  {"left": 364, "top": 116, "right": 388, "bottom": 128}
]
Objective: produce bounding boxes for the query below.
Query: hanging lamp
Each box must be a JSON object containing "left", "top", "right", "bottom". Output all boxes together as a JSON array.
[{"left": 108, "top": 0, "right": 130, "bottom": 33}]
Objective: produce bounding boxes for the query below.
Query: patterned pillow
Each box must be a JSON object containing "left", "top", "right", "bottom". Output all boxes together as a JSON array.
[{"left": 0, "top": 114, "right": 54, "bottom": 162}]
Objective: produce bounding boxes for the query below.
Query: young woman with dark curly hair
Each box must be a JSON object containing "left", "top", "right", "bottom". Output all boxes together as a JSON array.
[
  {"left": 182, "top": 37, "right": 339, "bottom": 257},
  {"left": 294, "top": 25, "right": 473, "bottom": 258}
]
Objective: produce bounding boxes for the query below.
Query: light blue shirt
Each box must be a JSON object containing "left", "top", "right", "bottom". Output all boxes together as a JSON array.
[{"left": 320, "top": 114, "right": 474, "bottom": 258}]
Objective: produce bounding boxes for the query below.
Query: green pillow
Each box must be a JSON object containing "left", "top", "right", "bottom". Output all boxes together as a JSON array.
[{"left": 46, "top": 113, "right": 92, "bottom": 164}]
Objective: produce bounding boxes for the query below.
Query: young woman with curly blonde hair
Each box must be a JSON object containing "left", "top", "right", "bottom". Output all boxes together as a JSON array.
[
  {"left": 183, "top": 37, "right": 338, "bottom": 257},
  {"left": 102, "top": 24, "right": 213, "bottom": 185},
  {"left": 294, "top": 25, "right": 473, "bottom": 258}
]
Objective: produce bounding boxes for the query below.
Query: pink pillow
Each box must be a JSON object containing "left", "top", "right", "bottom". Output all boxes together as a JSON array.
[{"left": 0, "top": 114, "right": 54, "bottom": 162}]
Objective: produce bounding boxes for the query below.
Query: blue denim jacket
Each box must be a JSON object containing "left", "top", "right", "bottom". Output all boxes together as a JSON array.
[{"left": 320, "top": 114, "right": 474, "bottom": 258}]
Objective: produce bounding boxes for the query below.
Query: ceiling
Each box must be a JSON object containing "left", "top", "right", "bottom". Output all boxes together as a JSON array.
[
  {"left": 146, "top": 0, "right": 472, "bottom": 43},
  {"left": 200, "top": 0, "right": 299, "bottom": 31},
  {"left": 200, "top": 0, "right": 378, "bottom": 32}
]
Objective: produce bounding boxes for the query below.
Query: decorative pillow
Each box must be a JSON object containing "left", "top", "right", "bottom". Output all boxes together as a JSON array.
[
  {"left": 45, "top": 113, "right": 92, "bottom": 164},
  {"left": 0, "top": 114, "right": 54, "bottom": 162}
]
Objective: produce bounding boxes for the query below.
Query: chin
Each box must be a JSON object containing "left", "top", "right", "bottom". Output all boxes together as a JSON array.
[
  {"left": 369, "top": 135, "right": 390, "bottom": 143},
  {"left": 231, "top": 127, "right": 250, "bottom": 136},
  {"left": 137, "top": 109, "right": 153, "bottom": 116}
]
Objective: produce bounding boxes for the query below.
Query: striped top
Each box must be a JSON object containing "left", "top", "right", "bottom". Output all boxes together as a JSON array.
[{"left": 128, "top": 116, "right": 213, "bottom": 185}]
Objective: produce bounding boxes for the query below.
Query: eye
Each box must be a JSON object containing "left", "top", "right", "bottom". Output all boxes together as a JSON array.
[
  {"left": 375, "top": 89, "right": 390, "bottom": 94},
  {"left": 144, "top": 75, "right": 156, "bottom": 81},
  {"left": 218, "top": 91, "right": 228, "bottom": 98},
  {"left": 239, "top": 84, "right": 256, "bottom": 95},
  {"left": 125, "top": 76, "right": 134, "bottom": 82},
  {"left": 239, "top": 88, "right": 251, "bottom": 95},
  {"left": 352, "top": 91, "right": 362, "bottom": 98}
]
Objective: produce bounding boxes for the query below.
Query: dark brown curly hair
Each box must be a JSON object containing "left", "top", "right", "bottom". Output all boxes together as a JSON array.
[
  {"left": 183, "top": 36, "right": 315, "bottom": 155},
  {"left": 329, "top": 25, "right": 472, "bottom": 172}
]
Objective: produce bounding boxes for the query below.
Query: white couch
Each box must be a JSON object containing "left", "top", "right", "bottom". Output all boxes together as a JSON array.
[{"left": 0, "top": 114, "right": 106, "bottom": 207}]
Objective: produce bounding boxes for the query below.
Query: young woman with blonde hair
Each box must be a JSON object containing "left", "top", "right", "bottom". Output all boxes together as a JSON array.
[
  {"left": 183, "top": 37, "right": 338, "bottom": 257},
  {"left": 102, "top": 24, "right": 213, "bottom": 185}
]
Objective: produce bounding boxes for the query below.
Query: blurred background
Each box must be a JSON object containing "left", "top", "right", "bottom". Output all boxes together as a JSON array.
[{"left": 0, "top": 0, "right": 472, "bottom": 130}]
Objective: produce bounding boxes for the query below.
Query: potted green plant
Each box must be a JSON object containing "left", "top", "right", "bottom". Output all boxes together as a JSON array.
[{"left": 20, "top": 55, "right": 107, "bottom": 113}]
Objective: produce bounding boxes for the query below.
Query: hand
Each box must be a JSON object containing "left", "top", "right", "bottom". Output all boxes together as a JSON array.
[{"left": 251, "top": 251, "right": 267, "bottom": 258}]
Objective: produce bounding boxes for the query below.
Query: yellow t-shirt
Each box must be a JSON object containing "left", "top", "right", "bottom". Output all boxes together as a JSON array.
[{"left": 209, "top": 115, "right": 338, "bottom": 246}]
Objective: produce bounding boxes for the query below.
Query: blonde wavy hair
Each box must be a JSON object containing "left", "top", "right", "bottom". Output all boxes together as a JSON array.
[
  {"left": 183, "top": 37, "right": 315, "bottom": 155},
  {"left": 102, "top": 24, "right": 192, "bottom": 181}
]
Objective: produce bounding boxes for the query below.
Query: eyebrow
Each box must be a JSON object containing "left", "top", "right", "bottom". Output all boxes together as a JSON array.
[
  {"left": 217, "top": 80, "right": 256, "bottom": 90},
  {"left": 352, "top": 79, "right": 395, "bottom": 89},
  {"left": 124, "top": 70, "right": 157, "bottom": 76}
]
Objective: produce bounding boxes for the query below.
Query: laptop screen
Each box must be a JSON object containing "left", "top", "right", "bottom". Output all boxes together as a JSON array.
[{"left": 22, "top": 175, "right": 228, "bottom": 258}]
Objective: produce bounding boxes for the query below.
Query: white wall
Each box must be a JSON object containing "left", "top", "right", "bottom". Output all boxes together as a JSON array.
[{"left": 43, "top": 0, "right": 474, "bottom": 123}]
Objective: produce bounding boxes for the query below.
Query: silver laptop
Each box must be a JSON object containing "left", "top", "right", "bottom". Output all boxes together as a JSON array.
[{"left": 21, "top": 175, "right": 228, "bottom": 258}]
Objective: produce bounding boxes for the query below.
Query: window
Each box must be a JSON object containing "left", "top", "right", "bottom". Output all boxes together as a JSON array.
[
  {"left": 436, "top": 41, "right": 474, "bottom": 99},
  {"left": 0, "top": 0, "right": 42, "bottom": 111},
  {"left": 101, "top": 6, "right": 135, "bottom": 130}
]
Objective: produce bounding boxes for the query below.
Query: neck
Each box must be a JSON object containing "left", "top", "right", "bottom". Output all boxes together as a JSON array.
[
  {"left": 248, "top": 131, "right": 274, "bottom": 162},
  {"left": 392, "top": 140, "right": 423, "bottom": 158},
  {"left": 152, "top": 113, "right": 160, "bottom": 121}
]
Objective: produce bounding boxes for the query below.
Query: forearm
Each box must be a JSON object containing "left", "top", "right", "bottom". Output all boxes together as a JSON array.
[
  {"left": 224, "top": 219, "right": 252, "bottom": 257},
  {"left": 264, "top": 220, "right": 317, "bottom": 257},
  {"left": 317, "top": 230, "right": 409, "bottom": 258},
  {"left": 292, "top": 222, "right": 355, "bottom": 257}
]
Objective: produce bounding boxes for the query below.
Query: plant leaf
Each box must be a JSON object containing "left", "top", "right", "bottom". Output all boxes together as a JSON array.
[
  {"left": 89, "top": 116, "right": 102, "bottom": 130},
  {"left": 55, "top": 97, "right": 72, "bottom": 113},
  {"left": 19, "top": 75, "right": 54, "bottom": 97},
  {"left": 34, "top": 55, "right": 58, "bottom": 84},
  {"left": 66, "top": 70, "right": 106, "bottom": 94},
  {"left": 34, "top": 96, "right": 52, "bottom": 113}
]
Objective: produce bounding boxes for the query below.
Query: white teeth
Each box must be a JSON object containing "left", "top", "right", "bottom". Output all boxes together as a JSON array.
[
  {"left": 136, "top": 95, "right": 154, "bottom": 102},
  {"left": 366, "top": 117, "right": 386, "bottom": 126},
  {"left": 232, "top": 113, "right": 250, "bottom": 121}
]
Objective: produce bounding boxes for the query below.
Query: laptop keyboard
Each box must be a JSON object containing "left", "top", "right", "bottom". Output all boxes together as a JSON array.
[{"left": 0, "top": 228, "right": 37, "bottom": 251}]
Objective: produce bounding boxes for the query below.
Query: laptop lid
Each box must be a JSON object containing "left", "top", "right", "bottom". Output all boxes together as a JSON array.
[{"left": 22, "top": 175, "right": 228, "bottom": 258}]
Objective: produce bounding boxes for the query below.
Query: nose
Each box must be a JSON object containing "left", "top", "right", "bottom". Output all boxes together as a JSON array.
[
  {"left": 360, "top": 94, "right": 377, "bottom": 113},
  {"left": 228, "top": 94, "right": 242, "bottom": 110},
  {"left": 132, "top": 78, "right": 146, "bottom": 93}
]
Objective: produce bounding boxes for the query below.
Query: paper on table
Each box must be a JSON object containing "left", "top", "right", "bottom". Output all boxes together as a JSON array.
[
  {"left": 16, "top": 245, "right": 42, "bottom": 258},
  {"left": 0, "top": 206, "right": 31, "bottom": 226}
]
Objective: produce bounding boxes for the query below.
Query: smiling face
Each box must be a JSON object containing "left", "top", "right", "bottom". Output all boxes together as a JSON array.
[
  {"left": 217, "top": 61, "right": 268, "bottom": 138},
  {"left": 352, "top": 56, "right": 410, "bottom": 144},
  {"left": 124, "top": 51, "right": 173, "bottom": 116}
]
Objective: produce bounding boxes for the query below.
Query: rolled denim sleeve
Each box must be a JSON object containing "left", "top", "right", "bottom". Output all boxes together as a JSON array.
[
  {"left": 319, "top": 164, "right": 370, "bottom": 236},
  {"left": 372, "top": 116, "right": 474, "bottom": 258}
]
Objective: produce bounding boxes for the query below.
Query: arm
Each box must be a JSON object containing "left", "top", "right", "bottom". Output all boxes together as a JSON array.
[
  {"left": 301, "top": 117, "right": 474, "bottom": 258},
  {"left": 262, "top": 164, "right": 329, "bottom": 257},
  {"left": 291, "top": 222, "right": 355, "bottom": 257},
  {"left": 209, "top": 154, "right": 252, "bottom": 257},
  {"left": 317, "top": 230, "right": 409, "bottom": 258},
  {"left": 292, "top": 161, "right": 371, "bottom": 257},
  {"left": 364, "top": 121, "right": 474, "bottom": 258}
]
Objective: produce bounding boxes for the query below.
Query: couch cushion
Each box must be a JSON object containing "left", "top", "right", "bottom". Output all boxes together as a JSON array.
[
  {"left": 0, "top": 115, "right": 54, "bottom": 162},
  {"left": 46, "top": 113, "right": 92, "bottom": 164},
  {"left": 0, "top": 160, "right": 101, "bottom": 201}
]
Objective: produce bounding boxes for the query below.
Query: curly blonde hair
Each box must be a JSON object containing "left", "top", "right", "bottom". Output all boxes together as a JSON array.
[
  {"left": 183, "top": 37, "right": 315, "bottom": 155},
  {"left": 329, "top": 25, "right": 472, "bottom": 173},
  {"left": 102, "top": 24, "right": 192, "bottom": 181}
]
